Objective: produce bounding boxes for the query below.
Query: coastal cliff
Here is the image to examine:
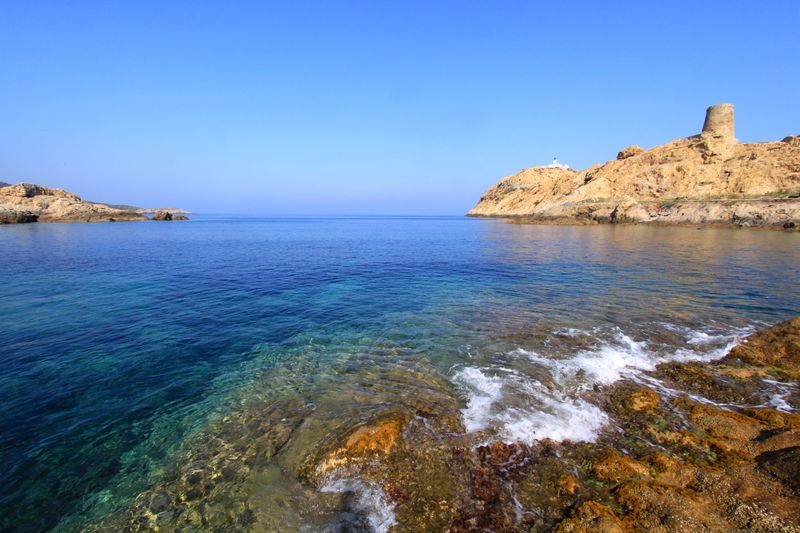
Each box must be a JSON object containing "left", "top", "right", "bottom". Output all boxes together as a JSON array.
[
  {"left": 0, "top": 182, "right": 187, "bottom": 223},
  {"left": 469, "top": 104, "right": 800, "bottom": 229}
]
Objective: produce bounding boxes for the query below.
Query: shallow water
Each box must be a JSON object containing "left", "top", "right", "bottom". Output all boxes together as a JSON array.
[{"left": 0, "top": 216, "right": 798, "bottom": 531}]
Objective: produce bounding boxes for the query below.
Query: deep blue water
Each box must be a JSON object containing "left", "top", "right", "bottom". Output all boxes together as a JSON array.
[{"left": 1, "top": 216, "right": 798, "bottom": 531}]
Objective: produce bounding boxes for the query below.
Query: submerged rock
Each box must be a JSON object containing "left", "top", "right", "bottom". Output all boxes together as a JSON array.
[{"left": 310, "top": 415, "right": 406, "bottom": 480}]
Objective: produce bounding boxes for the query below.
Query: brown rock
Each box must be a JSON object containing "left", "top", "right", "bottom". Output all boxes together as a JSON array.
[
  {"left": 557, "top": 474, "right": 578, "bottom": 495},
  {"left": 687, "top": 402, "right": 763, "bottom": 442},
  {"left": 742, "top": 408, "right": 800, "bottom": 429},
  {"left": 617, "top": 145, "right": 645, "bottom": 160},
  {"left": 725, "top": 317, "right": 800, "bottom": 378},
  {"left": 657, "top": 360, "right": 766, "bottom": 405},
  {"left": 554, "top": 501, "right": 624, "bottom": 533},
  {"left": 755, "top": 429, "right": 800, "bottom": 455},
  {"left": 756, "top": 446, "right": 800, "bottom": 491},
  {"left": 593, "top": 450, "right": 649, "bottom": 483},
  {"left": 626, "top": 387, "right": 660, "bottom": 413},
  {"left": 616, "top": 479, "right": 733, "bottom": 531},
  {"left": 644, "top": 424, "right": 705, "bottom": 454},
  {"left": 314, "top": 417, "right": 405, "bottom": 477},
  {"left": 0, "top": 208, "right": 38, "bottom": 223},
  {"left": 152, "top": 211, "right": 189, "bottom": 221},
  {"left": 644, "top": 453, "right": 697, "bottom": 488}
]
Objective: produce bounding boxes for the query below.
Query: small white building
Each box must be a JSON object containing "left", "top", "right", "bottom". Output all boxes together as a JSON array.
[{"left": 547, "top": 157, "right": 571, "bottom": 170}]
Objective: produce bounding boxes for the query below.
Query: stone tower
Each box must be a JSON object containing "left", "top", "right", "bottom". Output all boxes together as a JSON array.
[{"left": 701, "top": 103, "right": 736, "bottom": 144}]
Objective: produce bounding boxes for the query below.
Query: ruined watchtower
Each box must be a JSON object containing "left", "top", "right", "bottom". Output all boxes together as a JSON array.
[{"left": 701, "top": 103, "right": 736, "bottom": 144}]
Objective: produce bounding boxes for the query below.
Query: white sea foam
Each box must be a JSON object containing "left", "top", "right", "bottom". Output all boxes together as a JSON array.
[
  {"left": 451, "top": 366, "right": 506, "bottom": 433},
  {"left": 686, "top": 331, "right": 729, "bottom": 345},
  {"left": 662, "top": 322, "right": 755, "bottom": 346},
  {"left": 498, "top": 390, "right": 608, "bottom": 443},
  {"left": 763, "top": 379, "right": 797, "bottom": 413},
  {"left": 553, "top": 327, "right": 588, "bottom": 337},
  {"left": 321, "top": 477, "right": 397, "bottom": 533},
  {"left": 453, "top": 326, "right": 747, "bottom": 445},
  {"left": 452, "top": 366, "right": 608, "bottom": 443},
  {"left": 521, "top": 331, "right": 651, "bottom": 387}
]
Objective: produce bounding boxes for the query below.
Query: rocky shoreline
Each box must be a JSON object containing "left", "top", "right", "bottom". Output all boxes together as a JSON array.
[
  {"left": 0, "top": 183, "right": 188, "bottom": 223},
  {"left": 90, "top": 317, "right": 800, "bottom": 532},
  {"left": 468, "top": 105, "right": 800, "bottom": 231}
]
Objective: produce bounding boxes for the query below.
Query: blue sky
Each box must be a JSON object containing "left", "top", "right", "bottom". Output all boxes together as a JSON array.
[{"left": 1, "top": 1, "right": 798, "bottom": 214}]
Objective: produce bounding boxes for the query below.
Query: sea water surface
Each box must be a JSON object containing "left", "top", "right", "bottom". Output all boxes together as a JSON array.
[{"left": 0, "top": 216, "right": 798, "bottom": 531}]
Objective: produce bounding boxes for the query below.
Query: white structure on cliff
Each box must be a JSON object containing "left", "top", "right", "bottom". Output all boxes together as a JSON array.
[{"left": 547, "top": 157, "right": 571, "bottom": 170}]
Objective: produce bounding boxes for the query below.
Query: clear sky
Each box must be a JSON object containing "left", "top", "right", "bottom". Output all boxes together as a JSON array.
[{"left": 1, "top": 1, "right": 798, "bottom": 215}]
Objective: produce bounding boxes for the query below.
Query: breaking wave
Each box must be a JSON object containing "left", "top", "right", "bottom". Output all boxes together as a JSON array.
[{"left": 452, "top": 325, "right": 750, "bottom": 444}]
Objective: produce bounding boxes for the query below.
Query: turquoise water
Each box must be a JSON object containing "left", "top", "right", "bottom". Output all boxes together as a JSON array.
[{"left": 0, "top": 216, "right": 798, "bottom": 531}]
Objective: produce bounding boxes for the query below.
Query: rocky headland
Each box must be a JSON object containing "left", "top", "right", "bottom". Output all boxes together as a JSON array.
[
  {"left": 0, "top": 182, "right": 188, "bottom": 223},
  {"left": 95, "top": 317, "right": 800, "bottom": 532},
  {"left": 469, "top": 104, "right": 800, "bottom": 230}
]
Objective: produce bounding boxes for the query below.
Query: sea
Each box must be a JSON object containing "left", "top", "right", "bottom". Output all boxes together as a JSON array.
[{"left": 1, "top": 215, "right": 798, "bottom": 531}]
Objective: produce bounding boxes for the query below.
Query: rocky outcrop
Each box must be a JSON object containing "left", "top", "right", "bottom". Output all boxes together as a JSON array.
[
  {"left": 726, "top": 316, "right": 800, "bottom": 379},
  {"left": 0, "top": 210, "right": 38, "bottom": 224},
  {"left": 0, "top": 183, "right": 186, "bottom": 223},
  {"left": 152, "top": 210, "right": 189, "bottom": 221},
  {"left": 469, "top": 104, "right": 800, "bottom": 229},
  {"left": 617, "top": 145, "right": 645, "bottom": 160}
]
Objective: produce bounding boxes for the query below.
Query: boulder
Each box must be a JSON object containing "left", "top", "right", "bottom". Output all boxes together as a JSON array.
[
  {"left": 617, "top": 145, "right": 645, "bottom": 160},
  {"left": 555, "top": 501, "right": 624, "bottom": 533},
  {"left": 311, "top": 416, "right": 405, "bottom": 479}
]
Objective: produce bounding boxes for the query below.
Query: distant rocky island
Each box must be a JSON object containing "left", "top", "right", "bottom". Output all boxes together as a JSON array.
[
  {"left": 469, "top": 104, "right": 800, "bottom": 230},
  {"left": 0, "top": 183, "right": 188, "bottom": 223}
]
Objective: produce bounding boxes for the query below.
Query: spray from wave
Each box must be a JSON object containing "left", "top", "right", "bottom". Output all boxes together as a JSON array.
[
  {"left": 320, "top": 477, "right": 397, "bottom": 533},
  {"left": 452, "top": 325, "right": 751, "bottom": 445}
]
